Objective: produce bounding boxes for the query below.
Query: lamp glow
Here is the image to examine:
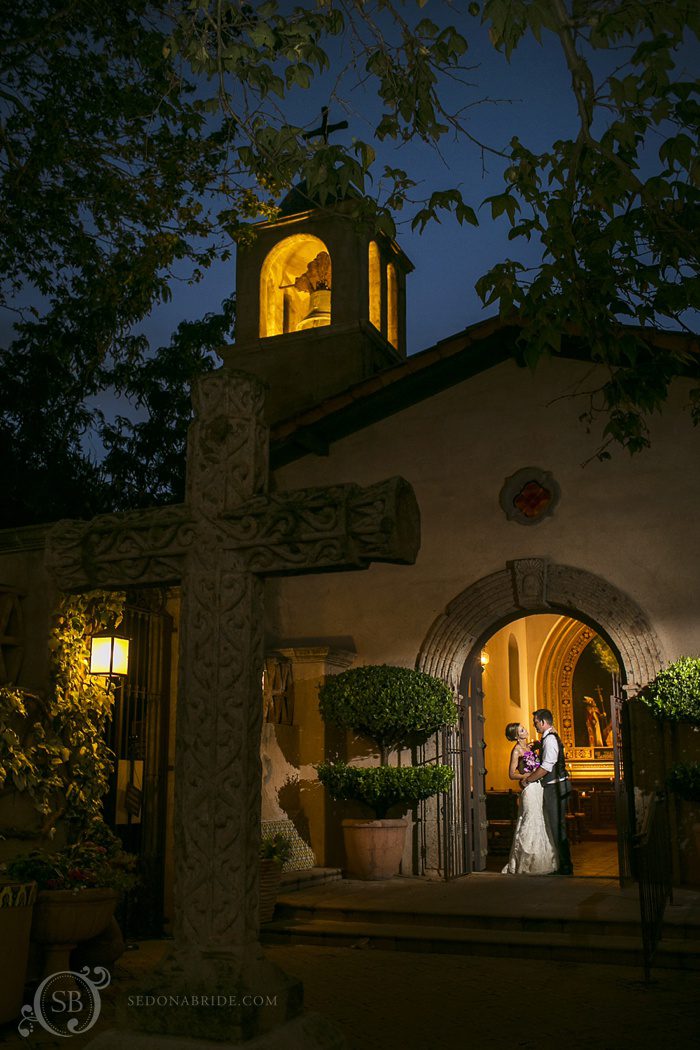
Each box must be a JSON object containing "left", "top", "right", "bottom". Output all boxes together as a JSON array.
[
  {"left": 480, "top": 649, "right": 490, "bottom": 668},
  {"left": 90, "top": 634, "right": 130, "bottom": 677}
]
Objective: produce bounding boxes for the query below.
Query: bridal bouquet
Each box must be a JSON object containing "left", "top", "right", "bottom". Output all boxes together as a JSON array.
[{"left": 521, "top": 748, "right": 541, "bottom": 774}]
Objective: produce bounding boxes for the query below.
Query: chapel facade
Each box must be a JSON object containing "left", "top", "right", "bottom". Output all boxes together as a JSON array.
[{"left": 1, "top": 188, "right": 699, "bottom": 939}]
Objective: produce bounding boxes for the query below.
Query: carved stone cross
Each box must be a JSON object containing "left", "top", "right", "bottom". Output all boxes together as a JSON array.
[{"left": 46, "top": 370, "right": 419, "bottom": 1043}]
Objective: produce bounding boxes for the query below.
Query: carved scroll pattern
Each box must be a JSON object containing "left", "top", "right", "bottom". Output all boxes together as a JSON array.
[
  {"left": 46, "top": 506, "right": 194, "bottom": 591},
  {"left": 174, "top": 544, "right": 265, "bottom": 956},
  {"left": 221, "top": 475, "right": 420, "bottom": 575},
  {"left": 188, "top": 371, "right": 268, "bottom": 517},
  {"left": 509, "top": 557, "right": 549, "bottom": 609}
]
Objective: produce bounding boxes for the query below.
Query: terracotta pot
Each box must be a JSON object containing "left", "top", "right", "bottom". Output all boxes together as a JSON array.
[
  {"left": 341, "top": 819, "right": 408, "bottom": 880},
  {"left": 259, "top": 858, "right": 282, "bottom": 924},
  {"left": 0, "top": 881, "right": 36, "bottom": 1024},
  {"left": 32, "top": 888, "right": 119, "bottom": 980}
]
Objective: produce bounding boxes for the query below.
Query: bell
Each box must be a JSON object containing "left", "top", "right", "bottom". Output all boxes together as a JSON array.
[{"left": 296, "top": 288, "right": 331, "bottom": 330}]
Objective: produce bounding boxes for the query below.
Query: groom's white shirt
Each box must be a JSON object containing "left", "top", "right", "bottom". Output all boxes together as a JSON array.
[{"left": 540, "top": 726, "right": 567, "bottom": 782}]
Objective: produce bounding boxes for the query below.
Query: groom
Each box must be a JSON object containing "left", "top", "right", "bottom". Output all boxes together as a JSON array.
[{"left": 520, "top": 708, "right": 574, "bottom": 876}]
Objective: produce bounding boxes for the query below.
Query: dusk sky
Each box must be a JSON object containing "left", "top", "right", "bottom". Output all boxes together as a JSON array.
[
  {"left": 158, "top": 17, "right": 578, "bottom": 355},
  {"left": 146, "top": 7, "right": 698, "bottom": 357}
]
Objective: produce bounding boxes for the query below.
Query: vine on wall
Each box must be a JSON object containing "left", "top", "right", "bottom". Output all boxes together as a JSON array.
[{"left": 0, "top": 590, "right": 125, "bottom": 840}]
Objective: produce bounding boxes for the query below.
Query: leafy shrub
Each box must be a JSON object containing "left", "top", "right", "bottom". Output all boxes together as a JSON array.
[
  {"left": 318, "top": 664, "right": 457, "bottom": 754},
  {"left": 3, "top": 824, "right": 138, "bottom": 893},
  {"left": 668, "top": 762, "right": 700, "bottom": 803},
  {"left": 637, "top": 657, "right": 700, "bottom": 723},
  {"left": 259, "top": 832, "right": 293, "bottom": 866},
  {"left": 317, "top": 762, "right": 455, "bottom": 820},
  {"left": 0, "top": 591, "right": 126, "bottom": 838}
]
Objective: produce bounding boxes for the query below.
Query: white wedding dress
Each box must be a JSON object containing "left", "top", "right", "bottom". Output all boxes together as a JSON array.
[{"left": 502, "top": 781, "right": 558, "bottom": 875}]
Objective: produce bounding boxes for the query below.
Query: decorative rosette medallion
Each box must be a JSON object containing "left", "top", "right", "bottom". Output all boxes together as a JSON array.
[{"left": 499, "top": 467, "right": 561, "bottom": 526}]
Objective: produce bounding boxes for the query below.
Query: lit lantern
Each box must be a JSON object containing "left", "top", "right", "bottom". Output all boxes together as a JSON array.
[
  {"left": 480, "top": 649, "right": 490, "bottom": 669},
  {"left": 90, "top": 633, "right": 130, "bottom": 677}
]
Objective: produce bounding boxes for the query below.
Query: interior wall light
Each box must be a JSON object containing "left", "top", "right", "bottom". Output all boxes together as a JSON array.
[{"left": 480, "top": 650, "right": 490, "bottom": 669}]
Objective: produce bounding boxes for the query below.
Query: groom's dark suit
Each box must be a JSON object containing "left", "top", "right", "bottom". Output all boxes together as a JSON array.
[{"left": 540, "top": 727, "right": 574, "bottom": 876}]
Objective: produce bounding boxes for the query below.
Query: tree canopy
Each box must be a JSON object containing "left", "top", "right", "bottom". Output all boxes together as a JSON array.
[{"left": 1, "top": 0, "right": 698, "bottom": 526}]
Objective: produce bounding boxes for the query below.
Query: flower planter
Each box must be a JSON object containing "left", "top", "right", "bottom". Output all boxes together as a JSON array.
[
  {"left": 342, "top": 818, "right": 408, "bottom": 880},
  {"left": 259, "top": 858, "right": 283, "bottom": 924},
  {"left": 0, "top": 881, "right": 37, "bottom": 1024},
  {"left": 32, "top": 887, "right": 119, "bottom": 981}
]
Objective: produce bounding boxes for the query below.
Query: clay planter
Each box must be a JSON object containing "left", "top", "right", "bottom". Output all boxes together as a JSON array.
[
  {"left": 259, "top": 858, "right": 283, "bottom": 924},
  {"left": 341, "top": 819, "right": 408, "bottom": 880},
  {"left": 0, "top": 881, "right": 37, "bottom": 1024},
  {"left": 32, "top": 888, "right": 119, "bottom": 981}
]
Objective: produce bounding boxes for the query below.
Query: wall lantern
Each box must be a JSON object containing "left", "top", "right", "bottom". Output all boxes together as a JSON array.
[
  {"left": 90, "top": 633, "right": 130, "bottom": 678},
  {"left": 480, "top": 650, "right": 490, "bottom": 669}
]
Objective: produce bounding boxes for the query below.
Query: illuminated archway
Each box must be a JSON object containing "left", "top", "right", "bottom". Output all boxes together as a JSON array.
[
  {"left": 368, "top": 241, "right": 381, "bottom": 331},
  {"left": 259, "top": 234, "right": 331, "bottom": 338},
  {"left": 386, "top": 262, "right": 398, "bottom": 348},
  {"left": 417, "top": 558, "right": 663, "bottom": 692}
]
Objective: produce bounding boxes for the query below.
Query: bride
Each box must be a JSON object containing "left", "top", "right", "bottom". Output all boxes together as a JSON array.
[{"left": 501, "top": 722, "right": 558, "bottom": 876}]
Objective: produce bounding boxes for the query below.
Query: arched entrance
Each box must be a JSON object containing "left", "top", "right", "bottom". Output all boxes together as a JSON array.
[{"left": 416, "top": 558, "right": 664, "bottom": 881}]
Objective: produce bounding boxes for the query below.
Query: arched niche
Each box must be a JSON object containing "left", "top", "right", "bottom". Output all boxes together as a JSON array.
[
  {"left": 387, "top": 262, "right": 398, "bottom": 348},
  {"left": 507, "top": 633, "right": 521, "bottom": 704},
  {"left": 368, "top": 241, "right": 381, "bottom": 331},
  {"left": 416, "top": 558, "right": 663, "bottom": 695},
  {"left": 259, "top": 234, "right": 331, "bottom": 338}
]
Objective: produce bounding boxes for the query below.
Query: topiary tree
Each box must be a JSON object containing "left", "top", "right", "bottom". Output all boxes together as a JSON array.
[
  {"left": 316, "top": 664, "right": 457, "bottom": 820},
  {"left": 316, "top": 763, "right": 455, "bottom": 821},
  {"left": 318, "top": 664, "right": 457, "bottom": 760},
  {"left": 637, "top": 657, "right": 700, "bottom": 724}
]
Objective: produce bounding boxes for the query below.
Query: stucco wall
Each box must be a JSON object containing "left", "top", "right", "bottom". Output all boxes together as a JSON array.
[
  {"left": 0, "top": 546, "right": 55, "bottom": 695},
  {"left": 267, "top": 356, "right": 700, "bottom": 669}
]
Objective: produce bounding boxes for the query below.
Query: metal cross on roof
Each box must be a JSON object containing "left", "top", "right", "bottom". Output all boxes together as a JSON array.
[{"left": 303, "top": 106, "right": 349, "bottom": 143}]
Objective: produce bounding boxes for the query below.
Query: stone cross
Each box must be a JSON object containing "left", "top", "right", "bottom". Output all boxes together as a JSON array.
[{"left": 46, "top": 370, "right": 419, "bottom": 1044}]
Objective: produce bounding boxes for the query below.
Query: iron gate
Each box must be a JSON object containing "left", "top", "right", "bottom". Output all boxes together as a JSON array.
[
  {"left": 438, "top": 660, "right": 488, "bottom": 878},
  {"left": 611, "top": 672, "right": 635, "bottom": 883},
  {"left": 105, "top": 592, "right": 173, "bottom": 937}
]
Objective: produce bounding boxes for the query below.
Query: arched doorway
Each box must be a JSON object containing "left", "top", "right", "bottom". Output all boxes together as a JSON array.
[
  {"left": 480, "top": 614, "right": 621, "bottom": 877},
  {"left": 416, "top": 558, "right": 664, "bottom": 881}
]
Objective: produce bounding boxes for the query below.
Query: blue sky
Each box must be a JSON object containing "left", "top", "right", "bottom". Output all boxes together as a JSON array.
[
  {"left": 144, "top": 8, "right": 584, "bottom": 355},
  {"left": 147, "top": 4, "right": 697, "bottom": 357}
]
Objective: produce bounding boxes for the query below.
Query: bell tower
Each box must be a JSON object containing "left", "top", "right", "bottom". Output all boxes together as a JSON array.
[{"left": 227, "top": 187, "right": 413, "bottom": 422}]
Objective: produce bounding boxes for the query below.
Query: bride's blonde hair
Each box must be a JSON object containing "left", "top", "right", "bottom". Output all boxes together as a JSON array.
[{"left": 505, "top": 722, "right": 520, "bottom": 742}]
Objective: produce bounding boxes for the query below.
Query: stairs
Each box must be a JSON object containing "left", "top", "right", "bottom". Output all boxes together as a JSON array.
[{"left": 261, "top": 875, "right": 700, "bottom": 970}]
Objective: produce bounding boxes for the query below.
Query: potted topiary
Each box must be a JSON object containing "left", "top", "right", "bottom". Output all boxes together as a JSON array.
[
  {"left": 636, "top": 658, "right": 700, "bottom": 885},
  {"left": 316, "top": 664, "right": 457, "bottom": 880},
  {"left": 258, "top": 832, "right": 293, "bottom": 924}
]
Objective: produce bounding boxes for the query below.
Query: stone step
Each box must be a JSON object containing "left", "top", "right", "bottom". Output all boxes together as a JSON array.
[
  {"left": 261, "top": 917, "right": 700, "bottom": 970},
  {"left": 279, "top": 867, "right": 342, "bottom": 893},
  {"left": 274, "top": 898, "right": 644, "bottom": 939}
]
